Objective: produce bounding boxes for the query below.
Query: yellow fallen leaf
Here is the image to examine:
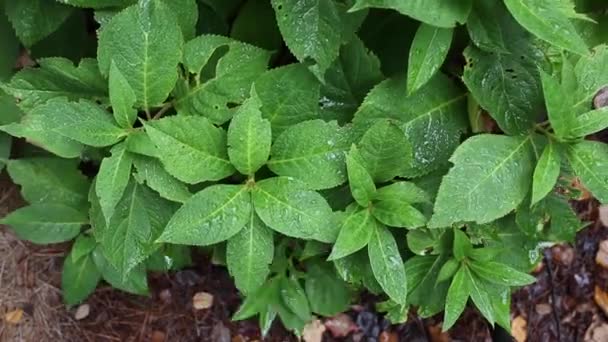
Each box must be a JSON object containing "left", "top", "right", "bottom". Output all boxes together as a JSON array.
[
  {"left": 511, "top": 315, "right": 527, "bottom": 342},
  {"left": 5, "top": 308, "right": 24, "bottom": 325},
  {"left": 192, "top": 292, "right": 213, "bottom": 310}
]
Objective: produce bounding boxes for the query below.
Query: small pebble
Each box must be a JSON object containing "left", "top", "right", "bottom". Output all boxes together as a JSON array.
[
  {"left": 192, "top": 292, "right": 214, "bottom": 310},
  {"left": 74, "top": 304, "right": 90, "bottom": 320}
]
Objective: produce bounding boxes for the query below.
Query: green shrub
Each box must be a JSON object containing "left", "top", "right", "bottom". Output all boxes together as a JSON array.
[{"left": 1, "top": 0, "right": 607, "bottom": 336}]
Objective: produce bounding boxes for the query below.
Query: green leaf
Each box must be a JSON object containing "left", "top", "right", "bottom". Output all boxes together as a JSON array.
[
  {"left": 227, "top": 210, "right": 274, "bottom": 295},
  {"left": 227, "top": 94, "right": 272, "bottom": 175},
  {"left": 253, "top": 177, "right": 337, "bottom": 243},
  {"left": 462, "top": 42, "right": 544, "bottom": 134},
  {"left": 442, "top": 267, "right": 471, "bottom": 331},
  {"left": 26, "top": 98, "right": 126, "bottom": 147},
  {"left": 372, "top": 200, "right": 427, "bottom": 229},
  {"left": 436, "top": 258, "right": 460, "bottom": 283},
  {"left": 353, "top": 74, "right": 467, "bottom": 177},
  {"left": 254, "top": 63, "right": 321, "bottom": 134},
  {"left": 305, "top": 261, "right": 351, "bottom": 316},
  {"left": 132, "top": 156, "right": 192, "bottom": 203},
  {"left": 569, "top": 108, "right": 608, "bottom": 138},
  {"left": 96, "top": 143, "right": 133, "bottom": 223},
  {"left": 233, "top": 277, "right": 280, "bottom": 320},
  {"left": 101, "top": 182, "right": 174, "bottom": 277},
  {"left": 158, "top": 184, "right": 251, "bottom": 245},
  {"left": 1, "top": 204, "right": 86, "bottom": 244},
  {"left": 328, "top": 209, "right": 375, "bottom": 260},
  {"left": 4, "top": 0, "right": 73, "bottom": 46},
  {"left": 144, "top": 116, "right": 235, "bottom": 184},
  {"left": 7, "top": 157, "right": 89, "bottom": 208},
  {"left": 280, "top": 276, "right": 312, "bottom": 322},
  {"left": 92, "top": 248, "right": 149, "bottom": 295},
  {"left": 407, "top": 24, "right": 452, "bottom": 95},
  {"left": 375, "top": 182, "right": 430, "bottom": 204},
  {"left": 504, "top": 0, "right": 588, "bottom": 55},
  {"left": 270, "top": 0, "right": 343, "bottom": 75},
  {"left": 58, "top": 0, "right": 135, "bottom": 8},
  {"left": 1, "top": 58, "right": 107, "bottom": 111},
  {"left": 469, "top": 260, "right": 536, "bottom": 287},
  {"left": 125, "top": 130, "right": 158, "bottom": 158},
  {"left": 230, "top": 0, "right": 283, "bottom": 51},
  {"left": 429, "top": 135, "right": 535, "bottom": 227},
  {"left": 466, "top": 0, "right": 516, "bottom": 53},
  {"left": 176, "top": 35, "right": 271, "bottom": 124},
  {"left": 162, "top": 0, "right": 198, "bottom": 40},
  {"left": 465, "top": 266, "right": 495, "bottom": 325},
  {"left": 109, "top": 61, "right": 137, "bottom": 129},
  {"left": 567, "top": 141, "right": 608, "bottom": 203},
  {"left": 268, "top": 120, "right": 351, "bottom": 190},
  {"left": 453, "top": 230, "right": 472, "bottom": 261},
  {"left": 350, "top": 0, "right": 471, "bottom": 28},
  {"left": 368, "top": 225, "right": 407, "bottom": 305},
  {"left": 321, "top": 37, "right": 383, "bottom": 123},
  {"left": 70, "top": 235, "right": 98, "bottom": 262},
  {"left": 0, "top": 7, "right": 18, "bottom": 81},
  {"left": 62, "top": 247, "right": 101, "bottom": 305},
  {"left": 358, "top": 119, "right": 411, "bottom": 182},
  {"left": 531, "top": 142, "right": 561, "bottom": 206},
  {"left": 97, "top": 0, "right": 183, "bottom": 110},
  {"left": 346, "top": 145, "right": 376, "bottom": 207}
]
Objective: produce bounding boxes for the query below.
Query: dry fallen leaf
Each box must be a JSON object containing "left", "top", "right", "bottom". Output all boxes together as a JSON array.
[
  {"left": 74, "top": 304, "right": 90, "bottom": 320},
  {"left": 303, "top": 319, "right": 326, "bottom": 342},
  {"left": 4, "top": 308, "right": 24, "bottom": 325},
  {"left": 428, "top": 325, "right": 450, "bottom": 342},
  {"left": 324, "top": 313, "right": 357, "bottom": 338},
  {"left": 151, "top": 330, "right": 166, "bottom": 342},
  {"left": 511, "top": 315, "right": 527, "bottom": 342},
  {"left": 535, "top": 303, "right": 552, "bottom": 316},
  {"left": 597, "top": 241, "right": 608, "bottom": 269},
  {"left": 379, "top": 331, "right": 398, "bottom": 342},
  {"left": 193, "top": 292, "right": 214, "bottom": 310},
  {"left": 595, "top": 286, "right": 608, "bottom": 316},
  {"left": 585, "top": 321, "right": 608, "bottom": 342},
  {"left": 599, "top": 205, "right": 608, "bottom": 227}
]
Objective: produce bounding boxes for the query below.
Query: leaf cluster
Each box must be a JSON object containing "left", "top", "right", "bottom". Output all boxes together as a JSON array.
[{"left": 1, "top": 0, "right": 607, "bottom": 335}]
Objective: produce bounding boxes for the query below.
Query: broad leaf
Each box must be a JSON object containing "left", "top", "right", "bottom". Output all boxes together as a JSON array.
[
  {"left": 60, "top": 0, "right": 135, "bottom": 8},
  {"left": 567, "top": 141, "right": 608, "bottom": 203},
  {"left": 358, "top": 119, "right": 412, "bottom": 182},
  {"left": 1, "top": 58, "right": 107, "bottom": 111},
  {"left": 253, "top": 177, "right": 337, "bottom": 243},
  {"left": 227, "top": 210, "right": 274, "bottom": 295},
  {"left": 328, "top": 209, "right": 375, "bottom": 260},
  {"left": 92, "top": 249, "right": 149, "bottom": 295},
  {"left": 372, "top": 200, "right": 427, "bottom": 229},
  {"left": 100, "top": 182, "right": 175, "bottom": 277},
  {"left": 569, "top": 108, "right": 608, "bottom": 138},
  {"left": 462, "top": 39, "right": 544, "bottom": 134},
  {"left": 466, "top": 267, "right": 495, "bottom": 325},
  {"left": 162, "top": 0, "right": 199, "bottom": 40},
  {"left": 469, "top": 261, "right": 536, "bottom": 286},
  {"left": 158, "top": 184, "right": 250, "bottom": 245},
  {"left": 375, "top": 182, "right": 429, "bottom": 204},
  {"left": 227, "top": 94, "right": 272, "bottom": 175},
  {"left": 98, "top": 0, "right": 183, "bottom": 110},
  {"left": 504, "top": 0, "right": 588, "bottom": 55},
  {"left": 109, "top": 62, "right": 137, "bottom": 129},
  {"left": 7, "top": 157, "right": 89, "bottom": 208},
  {"left": 26, "top": 98, "right": 126, "bottom": 147},
  {"left": 353, "top": 74, "right": 467, "bottom": 177},
  {"left": 255, "top": 63, "right": 321, "bottom": 134},
  {"left": 145, "top": 116, "right": 235, "bottom": 184},
  {"left": 442, "top": 267, "right": 471, "bottom": 331},
  {"left": 0, "top": 8, "right": 19, "bottom": 81},
  {"left": 466, "top": 0, "right": 517, "bottom": 53},
  {"left": 268, "top": 120, "right": 351, "bottom": 190},
  {"left": 368, "top": 224, "right": 407, "bottom": 304},
  {"left": 305, "top": 261, "right": 351, "bottom": 316},
  {"left": 429, "top": 135, "right": 534, "bottom": 227},
  {"left": 1, "top": 204, "right": 86, "bottom": 244},
  {"left": 345, "top": 145, "right": 376, "bottom": 207},
  {"left": 279, "top": 276, "right": 312, "bottom": 324},
  {"left": 407, "top": 24, "right": 452, "bottom": 95},
  {"left": 125, "top": 131, "right": 158, "bottom": 158},
  {"left": 453, "top": 230, "right": 472, "bottom": 261},
  {"left": 62, "top": 246, "right": 101, "bottom": 305},
  {"left": 531, "top": 142, "right": 561, "bottom": 206},
  {"left": 132, "top": 156, "right": 192, "bottom": 203},
  {"left": 350, "top": 0, "right": 471, "bottom": 28},
  {"left": 321, "top": 37, "right": 383, "bottom": 123},
  {"left": 176, "top": 35, "right": 271, "bottom": 124},
  {"left": 5, "top": 0, "right": 73, "bottom": 46},
  {"left": 96, "top": 143, "right": 133, "bottom": 223}
]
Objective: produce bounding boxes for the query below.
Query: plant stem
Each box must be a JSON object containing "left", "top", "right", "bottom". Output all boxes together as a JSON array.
[{"left": 153, "top": 102, "right": 173, "bottom": 120}]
